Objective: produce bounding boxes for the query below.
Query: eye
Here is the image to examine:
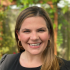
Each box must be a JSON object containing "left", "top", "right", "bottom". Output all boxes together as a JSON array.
[
  {"left": 23, "top": 30, "right": 30, "bottom": 33},
  {"left": 38, "top": 29, "right": 45, "bottom": 32}
]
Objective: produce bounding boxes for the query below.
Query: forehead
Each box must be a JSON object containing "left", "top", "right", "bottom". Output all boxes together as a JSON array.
[{"left": 21, "top": 16, "right": 47, "bottom": 28}]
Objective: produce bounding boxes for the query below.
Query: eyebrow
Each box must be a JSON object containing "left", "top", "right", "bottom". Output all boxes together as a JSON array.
[
  {"left": 37, "top": 27, "right": 47, "bottom": 30},
  {"left": 22, "top": 27, "right": 47, "bottom": 30},
  {"left": 22, "top": 29, "right": 30, "bottom": 31}
]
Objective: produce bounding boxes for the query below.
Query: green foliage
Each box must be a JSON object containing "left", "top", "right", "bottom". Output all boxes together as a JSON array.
[
  {"left": 0, "top": 19, "right": 17, "bottom": 59},
  {"left": 57, "top": 12, "right": 69, "bottom": 58},
  {"left": 9, "top": 0, "right": 13, "bottom": 2},
  {"left": 62, "top": 6, "right": 69, "bottom": 14},
  {"left": 60, "top": 0, "right": 70, "bottom": 14},
  {"left": 0, "top": 34, "right": 16, "bottom": 59},
  {"left": 0, "top": 11, "right": 5, "bottom": 21},
  {"left": 57, "top": 23, "right": 63, "bottom": 47},
  {"left": 53, "top": 23, "right": 56, "bottom": 29}
]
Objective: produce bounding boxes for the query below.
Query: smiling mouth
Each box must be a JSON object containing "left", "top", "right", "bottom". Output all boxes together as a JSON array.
[{"left": 29, "top": 43, "right": 41, "bottom": 46}]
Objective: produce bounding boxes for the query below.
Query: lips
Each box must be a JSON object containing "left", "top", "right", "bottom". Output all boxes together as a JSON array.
[{"left": 28, "top": 43, "right": 41, "bottom": 48}]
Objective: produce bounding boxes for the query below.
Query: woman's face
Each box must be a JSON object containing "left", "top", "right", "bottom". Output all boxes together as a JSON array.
[{"left": 17, "top": 16, "right": 50, "bottom": 55}]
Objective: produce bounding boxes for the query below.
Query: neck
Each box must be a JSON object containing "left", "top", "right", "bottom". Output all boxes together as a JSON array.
[
  {"left": 22, "top": 51, "right": 43, "bottom": 62},
  {"left": 20, "top": 51, "right": 43, "bottom": 67}
]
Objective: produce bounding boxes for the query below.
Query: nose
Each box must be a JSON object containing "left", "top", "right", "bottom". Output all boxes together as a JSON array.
[{"left": 30, "top": 31, "right": 39, "bottom": 41}]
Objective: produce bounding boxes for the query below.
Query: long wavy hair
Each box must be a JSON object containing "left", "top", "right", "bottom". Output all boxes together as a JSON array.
[{"left": 15, "top": 6, "right": 60, "bottom": 70}]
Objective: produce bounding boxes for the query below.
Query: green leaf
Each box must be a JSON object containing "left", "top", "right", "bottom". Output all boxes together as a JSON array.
[
  {"left": 58, "top": 24, "right": 62, "bottom": 30},
  {"left": 9, "top": 0, "right": 13, "bottom": 2},
  {"left": 16, "top": 0, "right": 21, "bottom": 6},
  {"left": 53, "top": 23, "right": 56, "bottom": 29},
  {"left": 52, "top": 0, "right": 59, "bottom": 3},
  {"left": 28, "top": 0, "right": 33, "bottom": 4},
  {"left": 34, "top": 0, "right": 39, "bottom": 3},
  {"left": 62, "top": 6, "right": 68, "bottom": 14}
]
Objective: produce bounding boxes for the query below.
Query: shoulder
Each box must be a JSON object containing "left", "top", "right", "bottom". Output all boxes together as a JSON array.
[
  {"left": 58, "top": 57, "right": 70, "bottom": 70},
  {"left": 62, "top": 58, "right": 70, "bottom": 68},
  {"left": 0, "top": 53, "right": 20, "bottom": 64},
  {"left": 0, "top": 53, "right": 21, "bottom": 70}
]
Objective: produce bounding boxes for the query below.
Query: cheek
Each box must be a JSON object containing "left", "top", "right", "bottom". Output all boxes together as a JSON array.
[
  {"left": 40, "top": 33, "right": 50, "bottom": 41},
  {"left": 18, "top": 34, "right": 29, "bottom": 42}
]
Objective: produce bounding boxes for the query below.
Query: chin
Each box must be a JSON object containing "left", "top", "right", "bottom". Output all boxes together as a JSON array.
[{"left": 29, "top": 50, "right": 42, "bottom": 55}]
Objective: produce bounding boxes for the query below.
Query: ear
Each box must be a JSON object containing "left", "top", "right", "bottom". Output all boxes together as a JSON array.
[{"left": 16, "top": 30, "right": 20, "bottom": 41}]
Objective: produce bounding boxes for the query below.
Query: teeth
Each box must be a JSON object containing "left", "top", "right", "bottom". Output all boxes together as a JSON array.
[{"left": 30, "top": 43, "right": 40, "bottom": 46}]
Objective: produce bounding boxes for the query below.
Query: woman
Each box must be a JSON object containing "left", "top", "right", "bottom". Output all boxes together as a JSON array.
[{"left": 0, "top": 6, "right": 70, "bottom": 70}]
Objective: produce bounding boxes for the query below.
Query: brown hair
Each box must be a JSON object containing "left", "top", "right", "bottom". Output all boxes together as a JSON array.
[{"left": 15, "top": 6, "right": 60, "bottom": 70}]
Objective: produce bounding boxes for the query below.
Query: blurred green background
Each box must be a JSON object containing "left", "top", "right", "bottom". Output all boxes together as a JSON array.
[{"left": 0, "top": 0, "right": 70, "bottom": 60}]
